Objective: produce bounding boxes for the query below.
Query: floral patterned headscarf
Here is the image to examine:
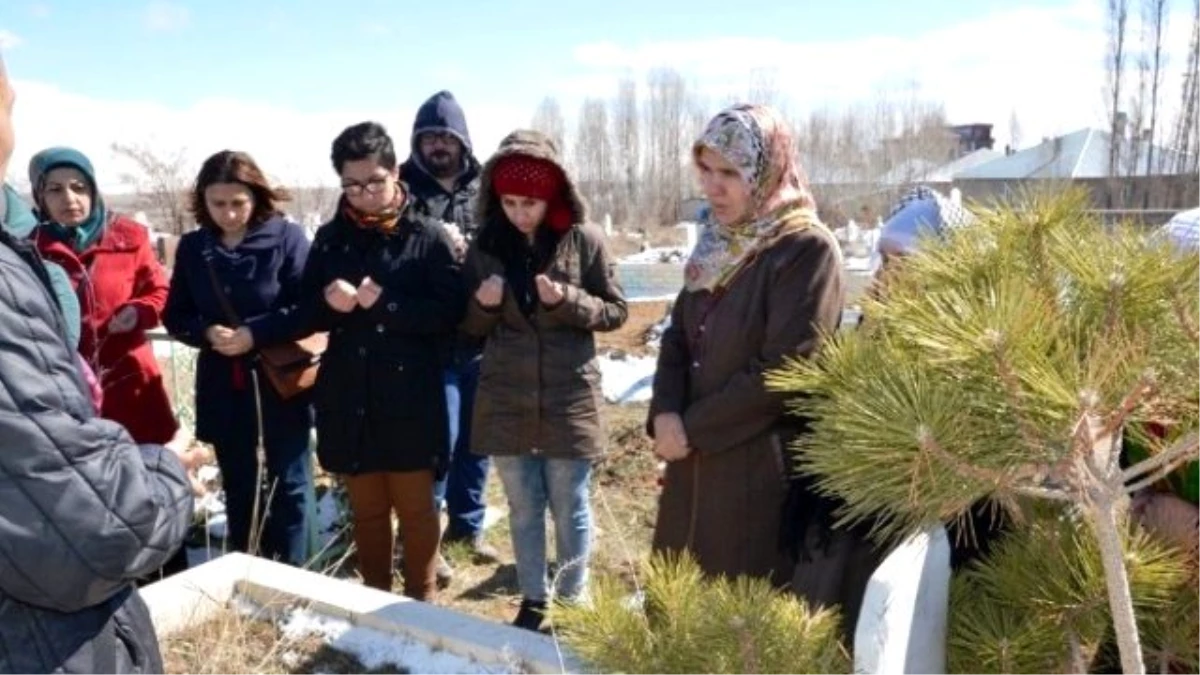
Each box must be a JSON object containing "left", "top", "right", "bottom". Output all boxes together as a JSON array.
[{"left": 684, "top": 104, "right": 825, "bottom": 292}]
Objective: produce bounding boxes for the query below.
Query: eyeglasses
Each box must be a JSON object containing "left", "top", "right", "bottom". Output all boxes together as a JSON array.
[
  {"left": 341, "top": 176, "right": 390, "bottom": 197},
  {"left": 419, "top": 131, "right": 459, "bottom": 147}
]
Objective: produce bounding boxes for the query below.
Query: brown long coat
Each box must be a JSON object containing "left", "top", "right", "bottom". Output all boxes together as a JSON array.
[
  {"left": 462, "top": 130, "right": 628, "bottom": 460},
  {"left": 649, "top": 223, "right": 844, "bottom": 586}
]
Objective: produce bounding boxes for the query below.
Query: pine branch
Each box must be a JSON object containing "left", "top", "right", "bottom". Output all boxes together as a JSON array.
[
  {"left": 1013, "top": 484, "right": 1074, "bottom": 502},
  {"left": 1101, "top": 371, "right": 1158, "bottom": 447},
  {"left": 1172, "top": 294, "right": 1199, "bottom": 346},
  {"left": 918, "top": 426, "right": 1002, "bottom": 484},
  {"left": 1087, "top": 491, "right": 1147, "bottom": 674},
  {"left": 989, "top": 332, "right": 1046, "bottom": 455},
  {"left": 1122, "top": 430, "right": 1200, "bottom": 487}
]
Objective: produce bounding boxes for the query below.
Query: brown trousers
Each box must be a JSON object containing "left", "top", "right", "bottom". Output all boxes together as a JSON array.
[{"left": 343, "top": 470, "right": 440, "bottom": 601}]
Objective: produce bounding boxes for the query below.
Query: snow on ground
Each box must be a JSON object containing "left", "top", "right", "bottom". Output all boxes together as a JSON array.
[
  {"left": 597, "top": 353, "right": 658, "bottom": 404},
  {"left": 845, "top": 255, "right": 873, "bottom": 273},
  {"left": 618, "top": 246, "right": 688, "bottom": 264},
  {"left": 279, "top": 607, "right": 508, "bottom": 674}
]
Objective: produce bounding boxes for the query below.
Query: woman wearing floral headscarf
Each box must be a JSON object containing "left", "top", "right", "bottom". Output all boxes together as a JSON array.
[{"left": 648, "top": 104, "right": 845, "bottom": 589}]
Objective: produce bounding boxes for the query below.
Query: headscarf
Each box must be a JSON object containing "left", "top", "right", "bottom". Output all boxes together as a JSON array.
[
  {"left": 1, "top": 181, "right": 82, "bottom": 348},
  {"left": 684, "top": 104, "right": 825, "bottom": 292},
  {"left": 28, "top": 147, "right": 109, "bottom": 253},
  {"left": 876, "top": 186, "right": 975, "bottom": 257}
]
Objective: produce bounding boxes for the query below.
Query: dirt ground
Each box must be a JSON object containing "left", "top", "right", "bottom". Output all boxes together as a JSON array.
[
  {"left": 595, "top": 299, "right": 670, "bottom": 356},
  {"left": 435, "top": 297, "right": 669, "bottom": 625},
  {"left": 159, "top": 297, "right": 670, "bottom": 633}
]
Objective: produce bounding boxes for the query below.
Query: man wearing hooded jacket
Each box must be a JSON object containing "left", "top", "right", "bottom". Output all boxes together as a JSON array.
[
  {"left": 0, "top": 53, "right": 194, "bottom": 674},
  {"left": 400, "top": 91, "right": 499, "bottom": 580}
]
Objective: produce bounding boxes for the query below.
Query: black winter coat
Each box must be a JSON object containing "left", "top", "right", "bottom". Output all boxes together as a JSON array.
[{"left": 300, "top": 206, "right": 465, "bottom": 475}]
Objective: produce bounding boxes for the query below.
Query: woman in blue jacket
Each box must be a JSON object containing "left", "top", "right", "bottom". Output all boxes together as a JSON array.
[{"left": 163, "top": 150, "right": 315, "bottom": 566}]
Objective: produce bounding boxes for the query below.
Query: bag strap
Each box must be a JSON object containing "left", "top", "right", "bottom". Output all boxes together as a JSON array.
[{"left": 202, "top": 246, "right": 242, "bottom": 327}]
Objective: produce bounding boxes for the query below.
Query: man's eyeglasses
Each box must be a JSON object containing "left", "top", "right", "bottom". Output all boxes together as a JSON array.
[
  {"left": 419, "top": 131, "right": 459, "bottom": 147},
  {"left": 341, "top": 176, "right": 390, "bottom": 197}
]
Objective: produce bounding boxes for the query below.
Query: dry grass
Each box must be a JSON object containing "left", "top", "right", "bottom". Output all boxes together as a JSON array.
[
  {"left": 595, "top": 300, "right": 670, "bottom": 357},
  {"left": 162, "top": 605, "right": 407, "bottom": 674}
]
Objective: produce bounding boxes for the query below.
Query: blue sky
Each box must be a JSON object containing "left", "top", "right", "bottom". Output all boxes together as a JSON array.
[
  {"left": 1, "top": 0, "right": 1193, "bottom": 189},
  {"left": 5, "top": 0, "right": 1019, "bottom": 109}
]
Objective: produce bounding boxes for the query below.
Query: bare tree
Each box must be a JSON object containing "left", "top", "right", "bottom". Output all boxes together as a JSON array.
[
  {"left": 531, "top": 97, "right": 567, "bottom": 159},
  {"left": 1170, "top": 0, "right": 1199, "bottom": 175},
  {"left": 1008, "top": 108, "right": 1024, "bottom": 152},
  {"left": 643, "top": 68, "right": 690, "bottom": 224},
  {"left": 797, "top": 86, "right": 959, "bottom": 216},
  {"left": 610, "top": 77, "right": 640, "bottom": 225},
  {"left": 111, "top": 142, "right": 192, "bottom": 235},
  {"left": 746, "top": 67, "right": 784, "bottom": 111},
  {"left": 1127, "top": 15, "right": 1150, "bottom": 180},
  {"left": 573, "top": 98, "right": 614, "bottom": 223},
  {"left": 1106, "top": 0, "right": 1130, "bottom": 181},
  {"left": 287, "top": 184, "right": 339, "bottom": 226},
  {"left": 1143, "top": 0, "right": 1169, "bottom": 175}
]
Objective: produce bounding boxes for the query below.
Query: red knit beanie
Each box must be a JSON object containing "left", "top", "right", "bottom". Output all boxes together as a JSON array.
[{"left": 491, "top": 155, "right": 574, "bottom": 232}]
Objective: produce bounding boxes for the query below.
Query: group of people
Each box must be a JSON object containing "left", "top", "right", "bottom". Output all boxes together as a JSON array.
[
  {"left": 0, "top": 44, "right": 640, "bottom": 667},
  {"left": 6, "top": 39, "right": 1192, "bottom": 670}
]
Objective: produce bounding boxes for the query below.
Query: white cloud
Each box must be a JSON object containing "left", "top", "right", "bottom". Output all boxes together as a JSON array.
[
  {"left": 7, "top": 0, "right": 1193, "bottom": 197},
  {"left": 0, "top": 30, "right": 24, "bottom": 50},
  {"left": 553, "top": 0, "right": 1195, "bottom": 151},
  {"left": 143, "top": 1, "right": 190, "bottom": 32},
  {"left": 7, "top": 78, "right": 529, "bottom": 193}
]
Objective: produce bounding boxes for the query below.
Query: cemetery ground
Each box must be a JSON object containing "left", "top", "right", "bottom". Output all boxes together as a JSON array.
[{"left": 159, "top": 302, "right": 670, "bottom": 673}]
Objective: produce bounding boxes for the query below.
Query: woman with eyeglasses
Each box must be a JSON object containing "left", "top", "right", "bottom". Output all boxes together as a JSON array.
[{"left": 299, "top": 121, "right": 465, "bottom": 601}]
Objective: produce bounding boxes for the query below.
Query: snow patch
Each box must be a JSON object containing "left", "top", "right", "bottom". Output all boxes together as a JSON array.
[
  {"left": 279, "top": 607, "right": 506, "bottom": 673},
  {"left": 598, "top": 353, "right": 658, "bottom": 404}
]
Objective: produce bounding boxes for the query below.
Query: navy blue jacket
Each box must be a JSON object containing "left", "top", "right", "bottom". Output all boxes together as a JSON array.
[
  {"left": 163, "top": 216, "right": 314, "bottom": 449},
  {"left": 399, "top": 90, "right": 482, "bottom": 235}
]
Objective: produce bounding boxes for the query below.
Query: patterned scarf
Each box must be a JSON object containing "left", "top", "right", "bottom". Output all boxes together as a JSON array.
[
  {"left": 684, "top": 104, "right": 825, "bottom": 292},
  {"left": 341, "top": 186, "right": 406, "bottom": 235},
  {"left": 877, "top": 185, "right": 975, "bottom": 256}
]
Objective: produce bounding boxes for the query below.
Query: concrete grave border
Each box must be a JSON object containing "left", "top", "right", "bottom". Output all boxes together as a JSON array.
[{"left": 142, "top": 552, "right": 576, "bottom": 673}]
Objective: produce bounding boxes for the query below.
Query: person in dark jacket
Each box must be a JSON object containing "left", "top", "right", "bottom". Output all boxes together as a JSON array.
[
  {"left": 400, "top": 90, "right": 498, "bottom": 576},
  {"left": 301, "top": 121, "right": 465, "bottom": 601},
  {"left": 647, "top": 104, "right": 848, "bottom": 619},
  {"left": 163, "top": 150, "right": 315, "bottom": 566},
  {"left": 462, "top": 129, "right": 628, "bottom": 631},
  {"left": 0, "top": 55, "right": 195, "bottom": 674},
  {"left": 399, "top": 90, "right": 482, "bottom": 242}
]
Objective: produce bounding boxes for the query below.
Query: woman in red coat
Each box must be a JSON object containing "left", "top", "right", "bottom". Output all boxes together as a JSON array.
[{"left": 29, "top": 147, "right": 178, "bottom": 445}]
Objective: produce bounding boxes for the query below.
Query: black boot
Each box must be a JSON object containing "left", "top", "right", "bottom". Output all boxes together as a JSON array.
[{"left": 512, "top": 598, "right": 547, "bottom": 632}]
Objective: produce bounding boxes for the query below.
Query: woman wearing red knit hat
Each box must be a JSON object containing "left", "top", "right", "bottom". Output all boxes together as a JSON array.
[{"left": 462, "top": 129, "right": 628, "bottom": 631}]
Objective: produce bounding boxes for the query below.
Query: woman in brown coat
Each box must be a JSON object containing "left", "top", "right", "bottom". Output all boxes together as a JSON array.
[
  {"left": 649, "top": 104, "right": 845, "bottom": 590},
  {"left": 462, "top": 129, "right": 627, "bottom": 631}
]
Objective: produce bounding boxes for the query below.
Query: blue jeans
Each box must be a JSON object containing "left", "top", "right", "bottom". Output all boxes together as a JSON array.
[
  {"left": 215, "top": 428, "right": 313, "bottom": 566},
  {"left": 493, "top": 455, "right": 593, "bottom": 602},
  {"left": 434, "top": 355, "right": 491, "bottom": 540}
]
